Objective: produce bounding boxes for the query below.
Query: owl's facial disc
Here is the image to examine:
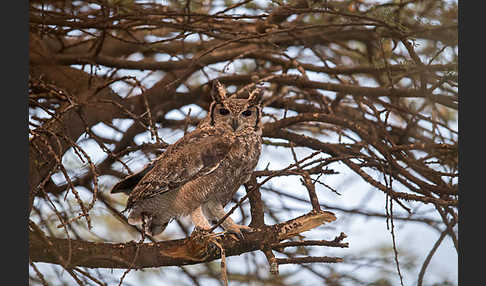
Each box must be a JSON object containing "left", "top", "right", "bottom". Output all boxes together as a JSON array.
[{"left": 208, "top": 92, "right": 262, "bottom": 133}]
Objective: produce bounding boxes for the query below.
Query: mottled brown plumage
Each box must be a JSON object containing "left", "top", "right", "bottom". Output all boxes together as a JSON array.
[{"left": 111, "top": 81, "right": 263, "bottom": 237}]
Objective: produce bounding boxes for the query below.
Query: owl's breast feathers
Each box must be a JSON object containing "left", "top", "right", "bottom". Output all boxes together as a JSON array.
[{"left": 123, "top": 127, "right": 236, "bottom": 209}]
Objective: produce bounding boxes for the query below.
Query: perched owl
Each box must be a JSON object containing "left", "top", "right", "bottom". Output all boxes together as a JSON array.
[{"left": 111, "top": 81, "right": 263, "bottom": 238}]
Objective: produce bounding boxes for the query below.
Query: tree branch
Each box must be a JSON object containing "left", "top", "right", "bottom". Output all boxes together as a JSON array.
[{"left": 30, "top": 211, "right": 339, "bottom": 269}]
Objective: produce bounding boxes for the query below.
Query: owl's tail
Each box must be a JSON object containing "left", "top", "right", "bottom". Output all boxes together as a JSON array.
[{"left": 110, "top": 162, "right": 155, "bottom": 195}]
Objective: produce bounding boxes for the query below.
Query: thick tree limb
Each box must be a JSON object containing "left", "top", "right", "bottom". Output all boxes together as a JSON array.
[{"left": 30, "top": 211, "right": 338, "bottom": 269}]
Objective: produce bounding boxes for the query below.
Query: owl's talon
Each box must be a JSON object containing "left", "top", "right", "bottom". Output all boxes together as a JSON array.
[
  {"left": 225, "top": 224, "right": 253, "bottom": 240},
  {"left": 190, "top": 226, "right": 212, "bottom": 239},
  {"left": 228, "top": 232, "right": 242, "bottom": 241}
]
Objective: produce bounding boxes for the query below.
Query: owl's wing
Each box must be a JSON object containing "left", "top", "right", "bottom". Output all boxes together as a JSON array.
[{"left": 125, "top": 128, "right": 234, "bottom": 209}]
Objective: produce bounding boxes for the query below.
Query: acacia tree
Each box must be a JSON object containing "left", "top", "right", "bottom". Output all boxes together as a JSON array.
[{"left": 29, "top": 0, "right": 458, "bottom": 285}]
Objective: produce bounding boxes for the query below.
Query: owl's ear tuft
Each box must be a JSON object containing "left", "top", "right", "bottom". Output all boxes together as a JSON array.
[
  {"left": 247, "top": 88, "right": 263, "bottom": 106},
  {"left": 210, "top": 80, "right": 226, "bottom": 103}
]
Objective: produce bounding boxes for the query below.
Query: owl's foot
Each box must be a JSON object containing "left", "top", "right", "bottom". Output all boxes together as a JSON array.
[
  {"left": 190, "top": 226, "right": 213, "bottom": 239},
  {"left": 185, "top": 227, "right": 223, "bottom": 261},
  {"left": 224, "top": 224, "right": 253, "bottom": 240}
]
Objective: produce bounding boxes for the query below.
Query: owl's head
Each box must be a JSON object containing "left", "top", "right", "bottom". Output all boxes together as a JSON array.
[{"left": 206, "top": 80, "right": 263, "bottom": 135}]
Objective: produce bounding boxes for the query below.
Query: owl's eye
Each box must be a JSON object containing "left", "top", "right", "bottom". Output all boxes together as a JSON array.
[
  {"left": 219, "top": 108, "right": 230, "bottom": 115},
  {"left": 242, "top": 110, "right": 252, "bottom": 117}
]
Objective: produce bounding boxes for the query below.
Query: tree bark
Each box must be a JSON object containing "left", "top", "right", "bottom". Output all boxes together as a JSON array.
[{"left": 30, "top": 211, "right": 337, "bottom": 269}]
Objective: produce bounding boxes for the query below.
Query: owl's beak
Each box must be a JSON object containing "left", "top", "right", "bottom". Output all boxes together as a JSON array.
[{"left": 231, "top": 117, "right": 239, "bottom": 131}]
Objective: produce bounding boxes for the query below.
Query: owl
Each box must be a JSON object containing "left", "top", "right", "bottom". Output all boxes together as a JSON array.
[{"left": 111, "top": 80, "right": 263, "bottom": 238}]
